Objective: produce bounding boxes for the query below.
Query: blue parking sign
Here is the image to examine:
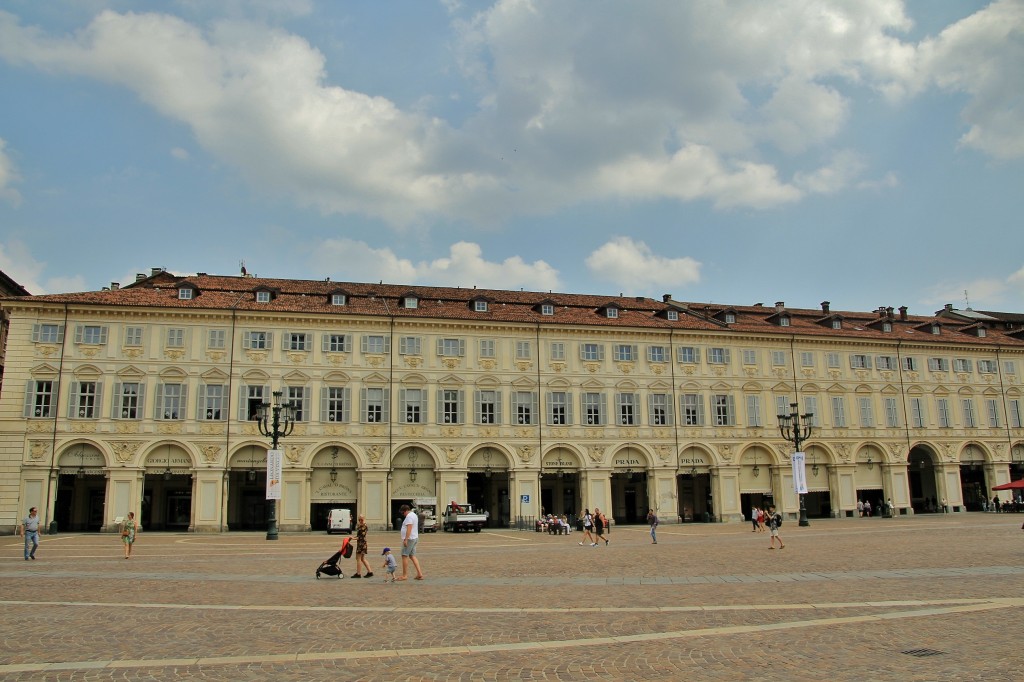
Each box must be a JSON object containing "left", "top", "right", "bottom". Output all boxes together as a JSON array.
[{"left": 521, "top": 494, "right": 530, "bottom": 503}]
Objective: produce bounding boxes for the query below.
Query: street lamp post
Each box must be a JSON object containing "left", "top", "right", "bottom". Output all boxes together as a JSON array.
[
  {"left": 257, "top": 390, "right": 296, "bottom": 540},
  {"left": 777, "top": 401, "right": 813, "bottom": 527}
]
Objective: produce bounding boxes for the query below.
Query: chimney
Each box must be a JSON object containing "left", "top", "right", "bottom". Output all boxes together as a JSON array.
[
  {"left": 886, "top": 307, "right": 894, "bottom": 319},
  {"left": 662, "top": 294, "right": 672, "bottom": 303},
  {"left": 151, "top": 267, "right": 164, "bottom": 277},
  {"left": 135, "top": 273, "right": 146, "bottom": 282},
  {"left": 111, "top": 282, "right": 119, "bottom": 290},
  {"left": 876, "top": 307, "right": 886, "bottom": 317},
  {"left": 821, "top": 301, "right": 830, "bottom": 314},
  {"left": 775, "top": 301, "right": 785, "bottom": 312},
  {"left": 899, "top": 306, "right": 908, "bottom": 321},
  {"left": 944, "top": 303, "right": 954, "bottom": 312}
]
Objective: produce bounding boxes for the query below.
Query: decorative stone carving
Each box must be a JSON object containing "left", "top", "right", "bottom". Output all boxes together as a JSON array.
[
  {"left": 550, "top": 428, "right": 568, "bottom": 438},
  {"left": 515, "top": 361, "right": 533, "bottom": 372},
  {"left": 681, "top": 365, "right": 696, "bottom": 376},
  {"left": 955, "top": 373, "right": 969, "bottom": 383},
  {"left": 938, "top": 442, "right": 956, "bottom": 462},
  {"left": 711, "top": 366, "right": 726, "bottom": 377},
  {"left": 885, "top": 442, "right": 905, "bottom": 461},
  {"left": 479, "top": 359, "right": 497, "bottom": 371},
  {"left": 199, "top": 444, "right": 221, "bottom": 465},
  {"left": 199, "top": 424, "right": 226, "bottom": 435},
  {"left": 879, "top": 371, "right": 893, "bottom": 381},
  {"left": 650, "top": 364, "right": 665, "bottom": 375},
  {"left": 584, "top": 428, "right": 603, "bottom": 439},
  {"left": 206, "top": 350, "right": 226, "bottom": 363},
  {"left": 326, "top": 354, "right": 346, "bottom": 366},
  {"left": 835, "top": 442, "right": 851, "bottom": 462},
  {"left": 772, "top": 368, "right": 788, "bottom": 379},
  {"left": 480, "top": 427, "right": 499, "bottom": 438},
  {"left": 443, "top": 446, "right": 461, "bottom": 465},
  {"left": 285, "top": 444, "right": 303, "bottom": 464},
  {"left": 240, "top": 424, "right": 259, "bottom": 436},
  {"left": 324, "top": 425, "right": 348, "bottom": 436},
  {"left": 582, "top": 362, "right": 600, "bottom": 374},
  {"left": 29, "top": 441, "right": 50, "bottom": 461},
  {"left": 287, "top": 352, "right": 308, "bottom": 365},
  {"left": 743, "top": 367, "right": 758, "bottom": 378},
  {"left": 801, "top": 368, "right": 815, "bottom": 379},
  {"left": 615, "top": 362, "right": 635, "bottom": 374},
  {"left": 365, "top": 355, "right": 385, "bottom": 368},
  {"left": 36, "top": 344, "right": 58, "bottom": 357},
  {"left": 513, "top": 428, "right": 532, "bottom": 439},
  {"left": 549, "top": 362, "right": 566, "bottom": 373},
  {"left": 70, "top": 422, "right": 96, "bottom": 433},
  {"left": 27, "top": 422, "right": 54, "bottom": 433},
  {"left": 828, "top": 370, "right": 842, "bottom": 380},
  {"left": 404, "top": 356, "right": 423, "bottom": 369},
  {"left": 773, "top": 443, "right": 791, "bottom": 460},
  {"left": 365, "top": 445, "right": 384, "bottom": 464},
  {"left": 79, "top": 347, "right": 99, "bottom": 358},
  {"left": 157, "top": 423, "right": 183, "bottom": 434},
  {"left": 516, "top": 445, "right": 534, "bottom": 463},
  {"left": 440, "top": 426, "right": 461, "bottom": 438},
  {"left": 717, "top": 444, "right": 734, "bottom": 463},
  {"left": 110, "top": 441, "right": 141, "bottom": 464},
  {"left": 114, "top": 422, "right": 139, "bottom": 434},
  {"left": 404, "top": 426, "right": 424, "bottom": 438},
  {"left": 245, "top": 351, "right": 268, "bottom": 364},
  {"left": 990, "top": 442, "right": 1007, "bottom": 460},
  {"left": 619, "top": 427, "right": 638, "bottom": 439},
  {"left": 653, "top": 444, "right": 672, "bottom": 463},
  {"left": 164, "top": 349, "right": 185, "bottom": 361},
  {"left": 905, "top": 371, "right": 919, "bottom": 382},
  {"left": 586, "top": 445, "right": 605, "bottom": 463}
]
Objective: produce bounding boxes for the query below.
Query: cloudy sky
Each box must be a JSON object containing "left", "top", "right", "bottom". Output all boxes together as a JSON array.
[{"left": 0, "top": 0, "right": 1021, "bottom": 313}]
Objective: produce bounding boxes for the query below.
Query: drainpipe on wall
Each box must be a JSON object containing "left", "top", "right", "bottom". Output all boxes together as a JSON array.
[{"left": 43, "top": 303, "right": 70, "bottom": 533}]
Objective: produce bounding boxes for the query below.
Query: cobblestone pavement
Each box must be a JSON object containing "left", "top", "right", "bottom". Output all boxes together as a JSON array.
[{"left": 1, "top": 514, "right": 1022, "bottom": 681}]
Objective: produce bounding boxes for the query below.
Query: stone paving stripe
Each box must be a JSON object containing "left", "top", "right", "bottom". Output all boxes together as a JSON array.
[{"left": 2, "top": 598, "right": 1020, "bottom": 675}]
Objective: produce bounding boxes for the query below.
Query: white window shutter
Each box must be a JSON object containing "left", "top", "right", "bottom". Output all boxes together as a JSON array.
[
  {"left": 459, "top": 339, "right": 466, "bottom": 357},
  {"left": 111, "top": 382, "right": 122, "bottom": 419},
  {"left": 23, "top": 381, "right": 35, "bottom": 418}
]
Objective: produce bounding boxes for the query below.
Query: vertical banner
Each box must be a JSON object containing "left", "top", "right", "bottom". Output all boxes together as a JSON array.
[
  {"left": 266, "top": 449, "right": 283, "bottom": 500},
  {"left": 791, "top": 451, "right": 808, "bottom": 495}
]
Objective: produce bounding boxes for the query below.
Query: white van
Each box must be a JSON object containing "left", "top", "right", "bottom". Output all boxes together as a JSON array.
[{"left": 326, "top": 508, "right": 352, "bottom": 534}]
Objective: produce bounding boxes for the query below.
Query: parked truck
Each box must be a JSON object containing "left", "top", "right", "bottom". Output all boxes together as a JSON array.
[{"left": 441, "top": 503, "right": 486, "bottom": 532}]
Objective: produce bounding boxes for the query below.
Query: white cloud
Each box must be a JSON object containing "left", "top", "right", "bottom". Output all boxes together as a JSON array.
[
  {"left": 0, "top": 240, "right": 87, "bottom": 294},
  {"left": 170, "top": 147, "right": 189, "bottom": 161},
  {"left": 585, "top": 237, "right": 701, "bottom": 294},
  {"left": 308, "top": 239, "right": 560, "bottom": 292},
  {"left": 794, "top": 150, "right": 867, "bottom": 195},
  {"left": 0, "top": 137, "right": 22, "bottom": 206},
  {"left": 0, "top": 0, "right": 1018, "bottom": 231}
]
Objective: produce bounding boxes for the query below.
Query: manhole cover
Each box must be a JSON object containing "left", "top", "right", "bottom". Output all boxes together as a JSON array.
[{"left": 901, "top": 648, "right": 945, "bottom": 658}]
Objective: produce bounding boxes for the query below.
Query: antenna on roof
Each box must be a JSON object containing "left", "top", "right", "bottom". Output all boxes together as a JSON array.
[
  {"left": 964, "top": 289, "right": 972, "bottom": 310},
  {"left": 240, "top": 260, "right": 247, "bottom": 277}
]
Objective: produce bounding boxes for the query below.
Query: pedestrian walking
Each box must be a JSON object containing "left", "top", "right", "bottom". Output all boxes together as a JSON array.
[
  {"left": 750, "top": 506, "right": 759, "bottom": 532},
  {"left": 578, "top": 509, "right": 596, "bottom": 546},
  {"left": 767, "top": 505, "right": 784, "bottom": 549},
  {"left": 592, "top": 507, "right": 610, "bottom": 546},
  {"left": 757, "top": 507, "right": 766, "bottom": 532},
  {"left": 351, "top": 514, "right": 374, "bottom": 578},
  {"left": 18, "top": 506, "right": 41, "bottom": 560},
  {"left": 398, "top": 504, "right": 424, "bottom": 581},
  {"left": 120, "top": 511, "right": 137, "bottom": 559},
  {"left": 381, "top": 547, "right": 397, "bottom": 582},
  {"left": 647, "top": 509, "right": 659, "bottom": 544}
]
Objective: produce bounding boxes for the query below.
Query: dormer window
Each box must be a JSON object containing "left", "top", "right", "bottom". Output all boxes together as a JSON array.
[
  {"left": 403, "top": 296, "right": 418, "bottom": 309},
  {"left": 977, "top": 327, "right": 987, "bottom": 337},
  {"left": 606, "top": 308, "right": 619, "bottom": 319},
  {"left": 831, "top": 319, "right": 842, "bottom": 330},
  {"left": 724, "top": 312, "right": 736, "bottom": 324},
  {"left": 931, "top": 324, "right": 941, "bottom": 335},
  {"left": 882, "top": 322, "right": 892, "bottom": 333},
  {"left": 474, "top": 300, "right": 488, "bottom": 312},
  {"left": 541, "top": 304, "right": 554, "bottom": 316},
  {"left": 178, "top": 288, "right": 193, "bottom": 300},
  {"left": 256, "top": 291, "right": 271, "bottom": 303},
  {"left": 779, "top": 315, "right": 790, "bottom": 327},
  {"left": 331, "top": 294, "right": 347, "bottom": 306},
  {"left": 667, "top": 310, "right": 678, "bottom": 321}
]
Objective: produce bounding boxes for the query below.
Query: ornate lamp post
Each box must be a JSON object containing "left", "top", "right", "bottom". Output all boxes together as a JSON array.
[
  {"left": 257, "top": 390, "right": 295, "bottom": 540},
  {"left": 777, "top": 401, "right": 813, "bottom": 527}
]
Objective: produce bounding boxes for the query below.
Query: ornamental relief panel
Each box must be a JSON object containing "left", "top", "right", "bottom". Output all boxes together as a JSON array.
[
  {"left": 619, "top": 427, "right": 638, "bottom": 439},
  {"left": 27, "top": 422, "right": 54, "bottom": 433},
  {"left": 199, "top": 444, "right": 222, "bottom": 465},
  {"left": 199, "top": 424, "right": 226, "bottom": 436},
  {"left": 114, "top": 422, "right": 139, "bottom": 434},
  {"left": 615, "top": 362, "right": 635, "bottom": 374},
  {"left": 442, "top": 446, "right": 462, "bottom": 465},
  {"left": 440, "top": 426, "right": 462, "bottom": 438},
  {"left": 938, "top": 442, "right": 956, "bottom": 461},
  {"left": 287, "top": 352, "right": 308, "bottom": 365},
  {"left": 157, "top": 423, "right": 183, "bottom": 434},
  {"left": 515, "top": 361, "right": 533, "bottom": 372},
  {"left": 828, "top": 370, "right": 842, "bottom": 380},
  {"left": 479, "top": 427, "right": 499, "bottom": 438},
  {"left": 743, "top": 367, "right": 758, "bottom": 378},
  {"left": 164, "top": 349, "right": 185, "bottom": 361},
  {"left": 855, "top": 370, "right": 870, "bottom": 381},
  {"left": 549, "top": 362, "right": 566, "bottom": 373},
  {"left": 582, "top": 362, "right": 601, "bottom": 374},
  {"left": 364, "top": 445, "right": 384, "bottom": 464},
  {"left": 584, "top": 428, "right": 603, "bottom": 439},
  {"left": 363, "top": 425, "right": 385, "bottom": 437},
  {"left": 516, "top": 445, "right": 535, "bottom": 463},
  {"left": 69, "top": 422, "right": 97, "bottom": 433},
  {"left": 478, "top": 359, "right": 497, "bottom": 371},
  {"left": 284, "top": 444, "right": 304, "bottom": 464},
  {"left": 772, "top": 368, "right": 788, "bottom": 379},
  {"left": 879, "top": 371, "right": 894, "bottom": 381},
  {"left": 364, "top": 355, "right": 385, "bottom": 369},
  {"left": 711, "top": 366, "right": 726, "bottom": 377},
  {"left": 325, "top": 353, "right": 348, "bottom": 366},
  {"left": 905, "top": 371, "right": 919, "bottom": 382},
  {"left": 801, "top": 368, "right": 815, "bottom": 379},
  {"left": 681, "top": 365, "right": 697, "bottom": 376},
  {"left": 402, "top": 425, "right": 424, "bottom": 438},
  {"left": 110, "top": 441, "right": 141, "bottom": 464},
  {"left": 653, "top": 444, "right": 672, "bottom": 463},
  {"left": 835, "top": 442, "right": 852, "bottom": 463},
  {"left": 239, "top": 424, "right": 259, "bottom": 436},
  {"left": 323, "top": 425, "right": 349, "bottom": 436},
  {"left": 885, "top": 442, "right": 905, "bottom": 461},
  {"left": 716, "top": 444, "right": 735, "bottom": 463},
  {"left": 650, "top": 363, "right": 665, "bottom": 375},
  {"left": 245, "top": 351, "right": 268, "bottom": 364},
  {"left": 35, "top": 344, "right": 59, "bottom": 357},
  {"left": 513, "top": 428, "right": 532, "bottom": 439},
  {"left": 586, "top": 445, "right": 606, "bottom": 463},
  {"left": 206, "top": 350, "right": 227, "bottom": 363},
  {"left": 29, "top": 441, "right": 50, "bottom": 461},
  {"left": 404, "top": 356, "right": 424, "bottom": 369},
  {"left": 79, "top": 347, "right": 100, "bottom": 358},
  {"left": 549, "top": 427, "right": 568, "bottom": 439}
]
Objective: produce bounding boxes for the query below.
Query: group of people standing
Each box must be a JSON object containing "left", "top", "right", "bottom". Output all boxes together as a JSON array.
[{"left": 750, "top": 505, "right": 784, "bottom": 548}]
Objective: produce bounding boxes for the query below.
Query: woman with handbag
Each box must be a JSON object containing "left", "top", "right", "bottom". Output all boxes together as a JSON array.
[{"left": 121, "top": 511, "right": 137, "bottom": 559}]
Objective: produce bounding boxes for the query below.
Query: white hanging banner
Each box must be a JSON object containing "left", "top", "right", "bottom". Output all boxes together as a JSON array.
[
  {"left": 791, "top": 451, "right": 808, "bottom": 495},
  {"left": 266, "top": 449, "right": 283, "bottom": 500}
]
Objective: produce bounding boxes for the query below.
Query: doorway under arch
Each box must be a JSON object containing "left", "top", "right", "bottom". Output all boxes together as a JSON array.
[{"left": 908, "top": 446, "right": 941, "bottom": 513}]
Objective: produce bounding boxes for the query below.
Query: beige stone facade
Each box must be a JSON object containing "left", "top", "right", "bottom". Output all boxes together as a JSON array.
[{"left": 1, "top": 271, "right": 1022, "bottom": 533}]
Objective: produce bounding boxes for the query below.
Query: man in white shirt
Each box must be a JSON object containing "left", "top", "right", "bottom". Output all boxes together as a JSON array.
[
  {"left": 18, "top": 506, "right": 41, "bottom": 560},
  {"left": 399, "top": 504, "right": 424, "bottom": 581}
]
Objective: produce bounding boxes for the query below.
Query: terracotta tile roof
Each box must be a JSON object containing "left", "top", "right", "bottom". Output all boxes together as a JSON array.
[{"left": 3, "top": 271, "right": 1023, "bottom": 347}]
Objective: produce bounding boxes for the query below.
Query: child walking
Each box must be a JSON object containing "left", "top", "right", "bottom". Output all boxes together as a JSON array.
[{"left": 381, "top": 547, "right": 397, "bottom": 582}]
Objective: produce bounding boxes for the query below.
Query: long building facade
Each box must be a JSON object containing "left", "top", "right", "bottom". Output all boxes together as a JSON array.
[{"left": 2, "top": 269, "right": 1023, "bottom": 534}]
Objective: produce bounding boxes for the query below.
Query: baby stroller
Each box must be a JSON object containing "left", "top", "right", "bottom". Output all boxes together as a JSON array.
[{"left": 316, "top": 537, "right": 352, "bottom": 579}]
